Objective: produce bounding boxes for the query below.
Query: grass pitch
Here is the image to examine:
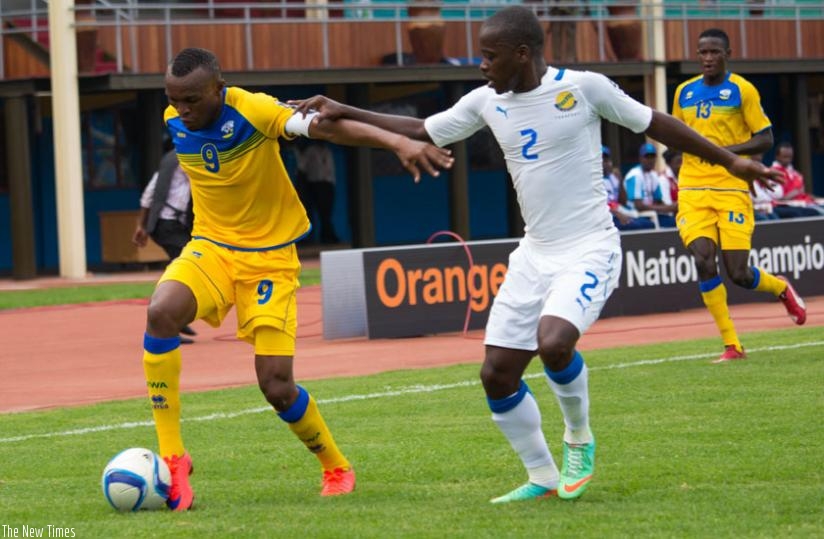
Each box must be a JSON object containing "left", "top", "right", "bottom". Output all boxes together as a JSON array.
[{"left": 1, "top": 326, "right": 822, "bottom": 538}]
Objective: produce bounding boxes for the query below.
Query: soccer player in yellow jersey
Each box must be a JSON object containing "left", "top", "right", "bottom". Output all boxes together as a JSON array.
[
  {"left": 143, "top": 47, "right": 454, "bottom": 511},
  {"left": 672, "top": 28, "right": 807, "bottom": 363}
]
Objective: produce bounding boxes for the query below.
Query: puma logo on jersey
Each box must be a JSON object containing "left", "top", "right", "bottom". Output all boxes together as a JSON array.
[{"left": 495, "top": 105, "right": 508, "bottom": 118}]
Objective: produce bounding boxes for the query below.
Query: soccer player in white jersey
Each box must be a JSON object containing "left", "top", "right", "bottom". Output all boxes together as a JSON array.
[{"left": 292, "top": 6, "right": 780, "bottom": 503}]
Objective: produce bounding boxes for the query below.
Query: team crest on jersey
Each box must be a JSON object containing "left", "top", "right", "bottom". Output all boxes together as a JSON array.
[
  {"left": 177, "top": 132, "right": 186, "bottom": 138},
  {"left": 719, "top": 89, "right": 732, "bottom": 100},
  {"left": 220, "top": 120, "right": 235, "bottom": 139},
  {"left": 686, "top": 91, "right": 694, "bottom": 100},
  {"left": 554, "top": 91, "right": 577, "bottom": 111}
]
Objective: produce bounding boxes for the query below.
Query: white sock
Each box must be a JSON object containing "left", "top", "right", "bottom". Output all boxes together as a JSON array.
[
  {"left": 546, "top": 364, "right": 592, "bottom": 444},
  {"left": 492, "top": 391, "right": 559, "bottom": 488}
]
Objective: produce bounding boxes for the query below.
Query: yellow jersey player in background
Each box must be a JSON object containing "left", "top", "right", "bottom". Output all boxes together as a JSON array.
[
  {"left": 672, "top": 28, "right": 806, "bottom": 363},
  {"left": 144, "top": 47, "right": 454, "bottom": 511}
]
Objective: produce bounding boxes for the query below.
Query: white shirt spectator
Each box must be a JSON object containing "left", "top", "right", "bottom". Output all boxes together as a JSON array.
[
  {"left": 624, "top": 164, "right": 669, "bottom": 208},
  {"left": 139, "top": 165, "right": 191, "bottom": 224}
]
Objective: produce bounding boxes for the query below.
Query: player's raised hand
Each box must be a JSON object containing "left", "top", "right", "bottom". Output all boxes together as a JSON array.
[
  {"left": 726, "top": 156, "right": 784, "bottom": 196},
  {"left": 393, "top": 137, "right": 454, "bottom": 183},
  {"left": 288, "top": 95, "right": 345, "bottom": 120}
]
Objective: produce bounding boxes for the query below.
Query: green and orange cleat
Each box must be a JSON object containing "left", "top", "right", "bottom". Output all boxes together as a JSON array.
[
  {"left": 558, "top": 437, "right": 595, "bottom": 500},
  {"left": 490, "top": 482, "right": 557, "bottom": 504}
]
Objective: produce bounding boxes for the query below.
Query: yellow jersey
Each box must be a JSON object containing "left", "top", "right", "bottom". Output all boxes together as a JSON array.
[
  {"left": 164, "top": 87, "right": 310, "bottom": 250},
  {"left": 672, "top": 72, "right": 771, "bottom": 191}
]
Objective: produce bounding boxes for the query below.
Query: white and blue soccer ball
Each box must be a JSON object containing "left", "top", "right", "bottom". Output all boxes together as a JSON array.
[{"left": 101, "top": 447, "right": 171, "bottom": 511}]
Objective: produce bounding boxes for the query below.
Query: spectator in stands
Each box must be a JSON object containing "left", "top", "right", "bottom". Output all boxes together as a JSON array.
[
  {"left": 547, "top": 0, "right": 582, "bottom": 63},
  {"left": 602, "top": 145, "right": 654, "bottom": 230},
  {"left": 380, "top": 4, "right": 460, "bottom": 66},
  {"left": 297, "top": 141, "right": 340, "bottom": 244},
  {"left": 623, "top": 142, "right": 677, "bottom": 227},
  {"left": 749, "top": 153, "right": 782, "bottom": 221},
  {"left": 132, "top": 148, "right": 197, "bottom": 344},
  {"left": 771, "top": 141, "right": 824, "bottom": 217},
  {"left": 661, "top": 148, "right": 681, "bottom": 204}
]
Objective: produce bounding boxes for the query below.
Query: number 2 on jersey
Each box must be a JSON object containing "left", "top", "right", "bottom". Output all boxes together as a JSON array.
[{"left": 520, "top": 129, "right": 539, "bottom": 160}]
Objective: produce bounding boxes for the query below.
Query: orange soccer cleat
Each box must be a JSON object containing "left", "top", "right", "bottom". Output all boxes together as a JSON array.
[
  {"left": 164, "top": 452, "right": 194, "bottom": 511},
  {"left": 320, "top": 467, "right": 356, "bottom": 497},
  {"left": 777, "top": 276, "right": 807, "bottom": 325},
  {"left": 713, "top": 345, "right": 747, "bottom": 364}
]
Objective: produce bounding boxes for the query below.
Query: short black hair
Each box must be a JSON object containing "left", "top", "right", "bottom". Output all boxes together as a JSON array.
[
  {"left": 776, "top": 141, "right": 794, "bottom": 152},
  {"left": 169, "top": 47, "right": 221, "bottom": 77},
  {"left": 485, "top": 6, "right": 544, "bottom": 57},
  {"left": 698, "top": 28, "right": 730, "bottom": 50}
]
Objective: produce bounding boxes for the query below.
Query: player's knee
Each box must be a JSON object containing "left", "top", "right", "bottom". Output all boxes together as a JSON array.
[
  {"left": 728, "top": 267, "right": 753, "bottom": 288},
  {"left": 258, "top": 376, "right": 295, "bottom": 411},
  {"left": 693, "top": 256, "right": 718, "bottom": 279},
  {"left": 537, "top": 336, "right": 573, "bottom": 371},
  {"left": 479, "top": 362, "right": 516, "bottom": 396},
  {"left": 146, "top": 300, "right": 182, "bottom": 338}
]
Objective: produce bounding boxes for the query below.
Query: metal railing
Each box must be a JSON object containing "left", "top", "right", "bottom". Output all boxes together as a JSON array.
[{"left": 1, "top": 1, "right": 823, "bottom": 78}]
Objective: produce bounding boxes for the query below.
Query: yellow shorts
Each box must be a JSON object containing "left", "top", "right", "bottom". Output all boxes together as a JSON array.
[
  {"left": 676, "top": 189, "right": 755, "bottom": 251},
  {"left": 158, "top": 238, "right": 300, "bottom": 354}
]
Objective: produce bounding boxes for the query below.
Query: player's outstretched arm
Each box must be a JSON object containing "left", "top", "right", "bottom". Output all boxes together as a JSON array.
[
  {"left": 645, "top": 111, "right": 783, "bottom": 194},
  {"left": 290, "top": 95, "right": 432, "bottom": 142},
  {"left": 308, "top": 116, "right": 453, "bottom": 183},
  {"left": 725, "top": 129, "right": 773, "bottom": 157}
]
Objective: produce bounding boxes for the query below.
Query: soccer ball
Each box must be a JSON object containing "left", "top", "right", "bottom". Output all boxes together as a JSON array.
[{"left": 101, "top": 447, "right": 171, "bottom": 511}]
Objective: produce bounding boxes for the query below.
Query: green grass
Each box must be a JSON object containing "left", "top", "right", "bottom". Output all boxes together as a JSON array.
[
  {"left": 0, "top": 268, "right": 321, "bottom": 310},
  {"left": 1, "top": 327, "right": 822, "bottom": 537}
]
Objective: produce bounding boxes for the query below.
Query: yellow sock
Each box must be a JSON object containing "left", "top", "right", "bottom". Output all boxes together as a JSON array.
[
  {"left": 750, "top": 266, "right": 786, "bottom": 296},
  {"left": 700, "top": 279, "right": 741, "bottom": 351},
  {"left": 143, "top": 334, "right": 184, "bottom": 458},
  {"left": 279, "top": 386, "right": 350, "bottom": 471}
]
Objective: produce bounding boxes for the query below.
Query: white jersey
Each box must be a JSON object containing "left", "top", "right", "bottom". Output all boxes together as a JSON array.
[{"left": 424, "top": 68, "right": 653, "bottom": 249}]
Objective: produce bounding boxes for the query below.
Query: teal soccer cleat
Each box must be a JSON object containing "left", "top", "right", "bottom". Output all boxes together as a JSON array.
[
  {"left": 490, "top": 482, "right": 557, "bottom": 504},
  {"left": 558, "top": 437, "right": 595, "bottom": 500}
]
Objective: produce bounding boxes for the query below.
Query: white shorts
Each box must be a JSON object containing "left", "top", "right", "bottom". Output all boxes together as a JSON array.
[{"left": 484, "top": 233, "right": 622, "bottom": 351}]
